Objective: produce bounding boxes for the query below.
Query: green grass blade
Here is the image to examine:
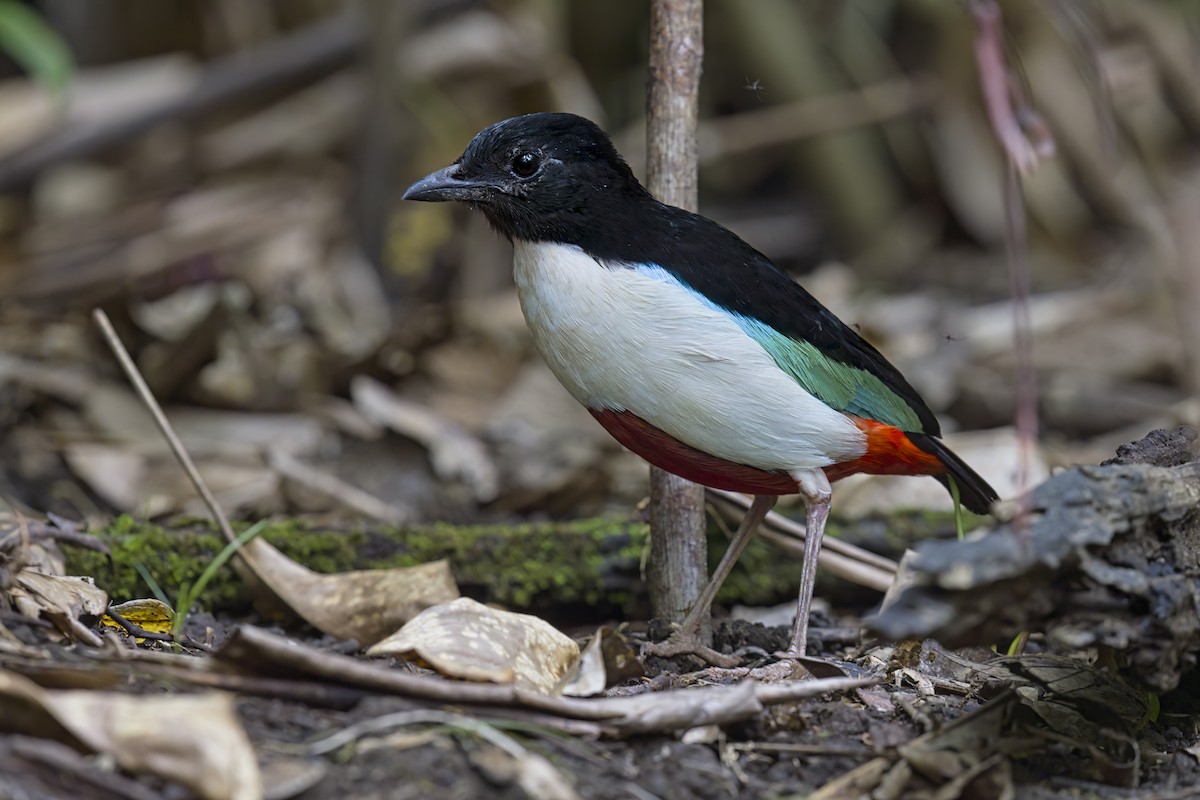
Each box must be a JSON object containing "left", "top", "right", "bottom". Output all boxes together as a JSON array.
[
  {"left": 190, "top": 521, "right": 268, "bottom": 605},
  {"left": 947, "top": 474, "right": 965, "bottom": 541},
  {"left": 172, "top": 520, "right": 268, "bottom": 636},
  {"left": 172, "top": 581, "right": 192, "bottom": 638},
  {"left": 1144, "top": 691, "right": 1160, "bottom": 725},
  {"left": 133, "top": 560, "right": 172, "bottom": 609},
  {"left": 0, "top": 1, "right": 73, "bottom": 95}
]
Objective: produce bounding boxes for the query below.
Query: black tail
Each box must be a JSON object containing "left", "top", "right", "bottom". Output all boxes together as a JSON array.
[{"left": 908, "top": 432, "right": 999, "bottom": 515}]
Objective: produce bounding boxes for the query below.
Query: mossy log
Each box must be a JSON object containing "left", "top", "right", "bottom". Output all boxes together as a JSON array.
[{"left": 68, "top": 510, "right": 972, "bottom": 626}]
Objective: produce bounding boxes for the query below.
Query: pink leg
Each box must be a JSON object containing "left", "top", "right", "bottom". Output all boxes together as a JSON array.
[{"left": 783, "top": 470, "right": 832, "bottom": 658}]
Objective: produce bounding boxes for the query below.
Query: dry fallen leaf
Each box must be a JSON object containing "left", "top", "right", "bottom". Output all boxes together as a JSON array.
[
  {"left": 599, "top": 626, "right": 644, "bottom": 686},
  {"left": 239, "top": 539, "right": 459, "bottom": 646},
  {"left": 352, "top": 375, "right": 499, "bottom": 502},
  {"left": 62, "top": 443, "right": 148, "bottom": 512},
  {"left": 561, "top": 629, "right": 607, "bottom": 698},
  {"left": 367, "top": 597, "right": 580, "bottom": 695},
  {"left": 60, "top": 435, "right": 282, "bottom": 518},
  {"left": 1, "top": 508, "right": 107, "bottom": 646},
  {"left": 11, "top": 572, "right": 107, "bottom": 618},
  {"left": 0, "top": 670, "right": 261, "bottom": 800},
  {"left": 11, "top": 572, "right": 108, "bottom": 643},
  {"left": 78, "top": 385, "right": 327, "bottom": 461}
]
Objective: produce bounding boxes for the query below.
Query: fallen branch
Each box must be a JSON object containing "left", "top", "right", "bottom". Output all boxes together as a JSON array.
[
  {"left": 220, "top": 625, "right": 878, "bottom": 737},
  {"left": 93, "top": 309, "right": 238, "bottom": 549}
]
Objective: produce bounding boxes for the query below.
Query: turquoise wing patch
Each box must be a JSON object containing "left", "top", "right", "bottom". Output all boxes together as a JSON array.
[{"left": 736, "top": 316, "right": 923, "bottom": 431}]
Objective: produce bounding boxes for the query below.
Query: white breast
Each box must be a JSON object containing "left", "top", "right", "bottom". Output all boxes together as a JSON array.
[{"left": 512, "top": 240, "right": 866, "bottom": 471}]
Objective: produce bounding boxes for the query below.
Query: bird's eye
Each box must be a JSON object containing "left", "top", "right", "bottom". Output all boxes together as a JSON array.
[{"left": 511, "top": 152, "right": 540, "bottom": 178}]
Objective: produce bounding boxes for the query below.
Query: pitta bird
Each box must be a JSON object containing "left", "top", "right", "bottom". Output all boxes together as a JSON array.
[{"left": 403, "top": 112, "right": 997, "bottom": 664}]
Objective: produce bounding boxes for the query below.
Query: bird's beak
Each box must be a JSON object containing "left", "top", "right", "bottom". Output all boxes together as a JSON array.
[{"left": 402, "top": 164, "right": 493, "bottom": 202}]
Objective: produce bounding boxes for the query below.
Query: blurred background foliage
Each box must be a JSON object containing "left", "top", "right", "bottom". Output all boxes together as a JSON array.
[{"left": 0, "top": 0, "right": 1197, "bottom": 526}]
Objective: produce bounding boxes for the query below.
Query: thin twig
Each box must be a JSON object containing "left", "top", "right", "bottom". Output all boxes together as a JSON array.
[
  {"left": 54, "top": 613, "right": 104, "bottom": 647},
  {"left": 0, "top": 608, "right": 54, "bottom": 629},
  {"left": 970, "top": 0, "right": 1054, "bottom": 173},
  {"left": 731, "top": 741, "right": 873, "bottom": 758},
  {"left": 295, "top": 708, "right": 582, "bottom": 798},
  {"left": 708, "top": 489, "right": 895, "bottom": 570},
  {"left": 970, "top": 0, "right": 1049, "bottom": 549},
  {"left": 302, "top": 708, "right": 533, "bottom": 756},
  {"left": 109, "top": 657, "right": 369, "bottom": 710},
  {"left": 103, "top": 606, "right": 213, "bottom": 654},
  {"left": 0, "top": 523, "right": 111, "bottom": 556},
  {"left": 619, "top": 76, "right": 937, "bottom": 168},
  {"left": 8, "top": 737, "right": 163, "bottom": 800},
  {"left": 1003, "top": 160, "right": 1038, "bottom": 528},
  {"left": 92, "top": 309, "right": 237, "bottom": 547}
]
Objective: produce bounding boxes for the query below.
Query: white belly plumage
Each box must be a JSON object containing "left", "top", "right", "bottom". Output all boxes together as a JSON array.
[{"left": 512, "top": 241, "right": 866, "bottom": 472}]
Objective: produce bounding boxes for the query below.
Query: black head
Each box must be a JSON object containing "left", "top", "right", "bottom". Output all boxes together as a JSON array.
[{"left": 402, "top": 112, "right": 651, "bottom": 242}]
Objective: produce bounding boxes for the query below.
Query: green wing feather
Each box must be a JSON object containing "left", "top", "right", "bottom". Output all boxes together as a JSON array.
[{"left": 737, "top": 316, "right": 924, "bottom": 431}]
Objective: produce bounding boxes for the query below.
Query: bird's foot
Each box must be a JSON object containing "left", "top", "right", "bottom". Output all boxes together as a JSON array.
[
  {"left": 691, "top": 654, "right": 809, "bottom": 682},
  {"left": 641, "top": 632, "right": 740, "bottom": 668},
  {"left": 748, "top": 658, "right": 807, "bottom": 681}
]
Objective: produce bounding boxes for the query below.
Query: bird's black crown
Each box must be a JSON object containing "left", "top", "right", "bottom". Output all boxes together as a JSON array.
[{"left": 403, "top": 112, "right": 651, "bottom": 242}]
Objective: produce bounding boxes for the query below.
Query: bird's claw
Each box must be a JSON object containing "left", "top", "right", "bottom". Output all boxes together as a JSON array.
[{"left": 641, "top": 632, "right": 741, "bottom": 668}]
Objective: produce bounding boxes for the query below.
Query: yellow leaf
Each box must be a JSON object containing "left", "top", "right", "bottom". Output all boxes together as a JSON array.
[{"left": 102, "top": 598, "right": 175, "bottom": 642}]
